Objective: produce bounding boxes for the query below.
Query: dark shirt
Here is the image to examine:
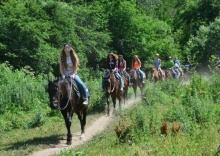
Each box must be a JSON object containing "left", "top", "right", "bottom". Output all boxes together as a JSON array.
[{"left": 107, "top": 59, "right": 118, "bottom": 70}]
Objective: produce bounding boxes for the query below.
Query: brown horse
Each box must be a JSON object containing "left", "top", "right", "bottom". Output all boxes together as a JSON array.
[
  {"left": 47, "top": 77, "right": 89, "bottom": 145},
  {"left": 165, "top": 69, "right": 175, "bottom": 80},
  {"left": 119, "top": 70, "right": 129, "bottom": 104},
  {"left": 166, "top": 68, "right": 183, "bottom": 80},
  {"left": 103, "top": 70, "right": 122, "bottom": 115},
  {"left": 151, "top": 67, "right": 165, "bottom": 82},
  {"left": 129, "top": 68, "right": 146, "bottom": 98}
]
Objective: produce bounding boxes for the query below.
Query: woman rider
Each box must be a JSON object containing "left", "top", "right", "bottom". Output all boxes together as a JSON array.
[
  {"left": 101, "top": 51, "right": 124, "bottom": 92},
  {"left": 59, "top": 43, "right": 89, "bottom": 105},
  {"left": 131, "top": 55, "right": 145, "bottom": 83}
]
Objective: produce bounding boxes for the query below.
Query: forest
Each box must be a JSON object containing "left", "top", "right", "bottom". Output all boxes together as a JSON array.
[{"left": 0, "top": 0, "right": 220, "bottom": 155}]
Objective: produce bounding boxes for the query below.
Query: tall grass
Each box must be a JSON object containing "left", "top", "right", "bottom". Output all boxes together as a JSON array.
[{"left": 57, "top": 73, "right": 220, "bottom": 156}]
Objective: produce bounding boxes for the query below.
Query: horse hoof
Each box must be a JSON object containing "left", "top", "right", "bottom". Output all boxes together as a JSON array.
[
  {"left": 80, "top": 134, "right": 85, "bottom": 140},
  {"left": 66, "top": 140, "right": 72, "bottom": 145}
]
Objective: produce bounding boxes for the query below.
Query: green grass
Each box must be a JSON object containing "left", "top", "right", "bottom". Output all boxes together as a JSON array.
[
  {"left": 0, "top": 112, "right": 103, "bottom": 156},
  {"left": 55, "top": 78, "right": 220, "bottom": 156}
]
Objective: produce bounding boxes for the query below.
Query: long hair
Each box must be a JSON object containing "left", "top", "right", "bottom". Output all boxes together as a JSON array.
[
  {"left": 118, "top": 58, "right": 126, "bottom": 67},
  {"left": 131, "top": 55, "right": 141, "bottom": 68},
  {"left": 60, "top": 48, "right": 79, "bottom": 73},
  {"left": 107, "top": 53, "right": 118, "bottom": 62}
]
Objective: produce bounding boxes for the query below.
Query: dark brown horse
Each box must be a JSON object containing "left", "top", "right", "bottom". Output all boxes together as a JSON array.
[
  {"left": 119, "top": 70, "right": 129, "bottom": 104},
  {"left": 47, "top": 77, "right": 89, "bottom": 145},
  {"left": 129, "top": 68, "right": 146, "bottom": 98},
  {"left": 103, "top": 70, "right": 122, "bottom": 115},
  {"left": 151, "top": 67, "right": 165, "bottom": 82}
]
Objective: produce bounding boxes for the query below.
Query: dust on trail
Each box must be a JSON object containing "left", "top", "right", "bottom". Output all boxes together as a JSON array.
[{"left": 30, "top": 96, "right": 140, "bottom": 156}]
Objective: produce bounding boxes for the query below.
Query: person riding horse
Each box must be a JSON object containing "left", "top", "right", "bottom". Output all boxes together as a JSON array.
[
  {"left": 101, "top": 51, "right": 124, "bottom": 92},
  {"left": 165, "top": 56, "right": 178, "bottom": 79},
  {"left": 174, "top": 57, "right": 184, "bottom": 77},
  {"left": 154, "top": 53, "right": 162, "bottom": 78},
  {"left": 59, "top": 43, "right": 89, "bottom": 105},
  {"left": 131, "top": 55, "right": 145, "bottom": 83},
  {"left": 118, "top": 54, "right": 131, "bottom": 86}
]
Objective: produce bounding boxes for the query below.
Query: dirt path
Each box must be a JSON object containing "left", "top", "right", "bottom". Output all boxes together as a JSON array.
[{"left": 30, "top": 96, "right": 140, "bottom": 156}]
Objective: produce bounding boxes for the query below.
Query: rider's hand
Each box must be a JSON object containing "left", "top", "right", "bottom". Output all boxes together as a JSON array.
[{"left": 70, "top": 74, "right": 75, "bottom": 78}]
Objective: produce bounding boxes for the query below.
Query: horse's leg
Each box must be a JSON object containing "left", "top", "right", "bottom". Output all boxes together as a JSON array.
[
  {"left": 106, "top": 96, "right": 110, "bottom": 116},
  {"left": 61, "top": 110, "right": 72, "bottom": 145},
  {"left": 133, "top": 86, "right": 137, "bottom": 99},
  {"left": 76, "top": 108, "right": 88, "bottom": 140}
]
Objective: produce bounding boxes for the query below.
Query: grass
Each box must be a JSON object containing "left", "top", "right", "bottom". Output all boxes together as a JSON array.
[
  {"left": 59, "top": 105, "right": 220, "bottom": 156},
  {"left": 0, "top": 112, "right": 103, "bottom": 156},
  {"left": 55, "top": 78, "right": 220, "bottom": 156}
]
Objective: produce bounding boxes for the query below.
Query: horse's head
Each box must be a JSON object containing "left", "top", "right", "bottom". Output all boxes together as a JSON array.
[
  {"left": 129, "top": 68, "right": 137, "bottom": 80},
  {"left": 47, "top": 78, "right": 71, "bottom": 109},
  {"left": 48, "top": 79, "right": 60, "bottom": 109},
  {"left": 151, "top": 67, "right": 157, "bottom": 73},
  {"left": 103, "top": 70, "right": 115, "bottom": 93}
]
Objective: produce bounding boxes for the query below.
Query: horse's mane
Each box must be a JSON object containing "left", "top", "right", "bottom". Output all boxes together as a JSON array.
[{"left": 59, "top": 78, "right": 73, "bottom": 98}]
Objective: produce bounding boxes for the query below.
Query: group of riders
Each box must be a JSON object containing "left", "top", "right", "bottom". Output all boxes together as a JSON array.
[
  {"left": 100, "top": 52, "right": 145, "bottom": 92},
  {"left": 59, "top": 43, "right": 185, "bottom": 105},
  {"left": 154, "top": 53, "right": 184, "bottom": 79},
  {"left": 100, "top": 52, "right": 185, "bottom": 92}
]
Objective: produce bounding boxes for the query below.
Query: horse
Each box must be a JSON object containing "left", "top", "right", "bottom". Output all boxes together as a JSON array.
[
  {"left": 47, "top": 77, "right": 89, "bottom": 145},
  {"left": 103, "top": 70, "right": 122, "bottom": 116},
  {"left": 165, "top": 68, "right": 175, "bottom": 80},
  {"left": 151, "top": 67, "right": 165, "bottom": 82},
  {"left": 166, "top": 68, "right": 183, "bottom": 80},
  {"left": 129, "top": 68, "right": 146, "bottom": 98},
  {"left": 119, "top": 70, "right": 129, "bottom": 104}
]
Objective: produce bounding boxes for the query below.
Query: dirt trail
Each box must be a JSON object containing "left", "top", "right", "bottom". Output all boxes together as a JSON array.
[{"left": 30, "top": 96, "right": 140, "bottom": 156}]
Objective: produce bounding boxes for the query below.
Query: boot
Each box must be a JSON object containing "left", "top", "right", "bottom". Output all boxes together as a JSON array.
[{"left": 83, "top": 98, "right": 88, "bottom": 105}]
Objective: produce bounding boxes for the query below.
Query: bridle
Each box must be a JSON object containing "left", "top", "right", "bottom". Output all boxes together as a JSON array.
[
  {"left": 104, "top": 70, "right": 116, "bottom": 93},
  {"left": 57, "top": 78, "right": 73, "bottom": 110}
]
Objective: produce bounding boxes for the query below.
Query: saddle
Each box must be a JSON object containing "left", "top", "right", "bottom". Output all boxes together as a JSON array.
[
  {"left": 64, "top": 77, "right": 87, "bottom": 105},
  {"left": 103, "top": 70, "right": 119, "bottom": 80}
]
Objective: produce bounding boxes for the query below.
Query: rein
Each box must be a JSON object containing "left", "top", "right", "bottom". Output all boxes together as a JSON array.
[{"left": 58, "top": 78, "right": 73, "bottom": 110}]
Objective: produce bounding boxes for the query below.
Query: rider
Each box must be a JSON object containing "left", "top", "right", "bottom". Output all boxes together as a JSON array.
[
  {"left": 154, "top": 53, "right": 162, "bottom": 75},
  {"left": 131, "top": 55, "right": 145, "bottom": 83},
  {"left": 165, "top": 56, "right": 178, "bottom": 79},
  {"left": 118, "top": 54, "right": 131, "bottom": 86},
  {"left": 59, "top": 43, "right": 89, "bottom": 105},
  {"left": 174, "top": 57, "right": 184, "bottom": 77},
  {"left": 101, "top": 51, "right": 124, "bottom": 92}
]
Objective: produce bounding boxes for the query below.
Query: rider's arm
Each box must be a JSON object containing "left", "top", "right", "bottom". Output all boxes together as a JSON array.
[{"left": 124, "top": 60, "right": 127, "bottom": 70}]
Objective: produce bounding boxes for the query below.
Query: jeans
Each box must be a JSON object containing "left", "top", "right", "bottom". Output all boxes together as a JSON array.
[
  {"left": 123, "top": 70, "right": 130, "bottom": 82},
  {"left": 171, "top": 69, "right": 177, "bottom": 79},
  {"left": 137, "top": 69, "right": 145, "bottom": 81},
  {"left": 73, "top": 74, "right": 89, "bottom": 99}
]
